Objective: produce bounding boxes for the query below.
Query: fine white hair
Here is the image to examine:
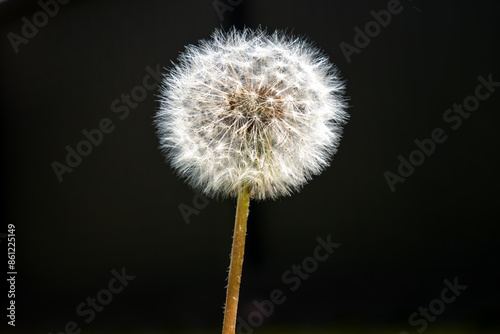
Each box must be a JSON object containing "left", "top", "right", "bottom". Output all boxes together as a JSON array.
[{"left": 156, "top": 27, "right": 348, "bottom": 200}]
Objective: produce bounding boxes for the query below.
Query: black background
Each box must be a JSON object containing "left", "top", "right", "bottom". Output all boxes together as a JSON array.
[{"left": 1, "top": 0, "right": 499, "bottom": 333}]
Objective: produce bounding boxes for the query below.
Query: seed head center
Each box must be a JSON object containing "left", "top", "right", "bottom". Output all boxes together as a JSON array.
[{"left": 227, "top": 87, "right": 284, "bottom": 128}]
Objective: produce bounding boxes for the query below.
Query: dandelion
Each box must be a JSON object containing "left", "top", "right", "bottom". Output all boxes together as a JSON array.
[{"left": 155, "top": 27, "right": 348, "bottom": 334}]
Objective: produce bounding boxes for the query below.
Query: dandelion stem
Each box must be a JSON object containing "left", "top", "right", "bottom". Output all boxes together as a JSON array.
[{"left": 222, "top": 186, "right": 250, "bottom": 334}]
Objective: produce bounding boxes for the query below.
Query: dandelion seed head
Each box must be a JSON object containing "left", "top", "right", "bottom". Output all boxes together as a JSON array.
[{"left": 156, "top": 28, "right": 348, "bottom": 200}]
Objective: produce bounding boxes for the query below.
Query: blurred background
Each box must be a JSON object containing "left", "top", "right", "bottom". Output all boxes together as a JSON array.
[{"left": 1, "top": 0, "right": 499, "bottom": 333}]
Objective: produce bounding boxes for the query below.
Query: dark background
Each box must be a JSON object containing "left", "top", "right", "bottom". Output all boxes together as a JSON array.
[{"left": 1, "top": 0, "right": 499, "bottom": 333}]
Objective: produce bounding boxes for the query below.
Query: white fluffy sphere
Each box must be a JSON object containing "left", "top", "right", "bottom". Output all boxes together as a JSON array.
[{"left": 156, "top": 28, "right": 348, "bottom": 200}]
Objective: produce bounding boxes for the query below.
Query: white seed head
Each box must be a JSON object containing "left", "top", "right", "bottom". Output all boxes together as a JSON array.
[{"left": 156, "top": 28, "right": 348, "bottom": 200}]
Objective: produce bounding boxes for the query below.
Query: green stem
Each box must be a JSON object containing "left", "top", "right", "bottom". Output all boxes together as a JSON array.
[{"left": 222, "top": 187, "right": 250, "bottom": 334}]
